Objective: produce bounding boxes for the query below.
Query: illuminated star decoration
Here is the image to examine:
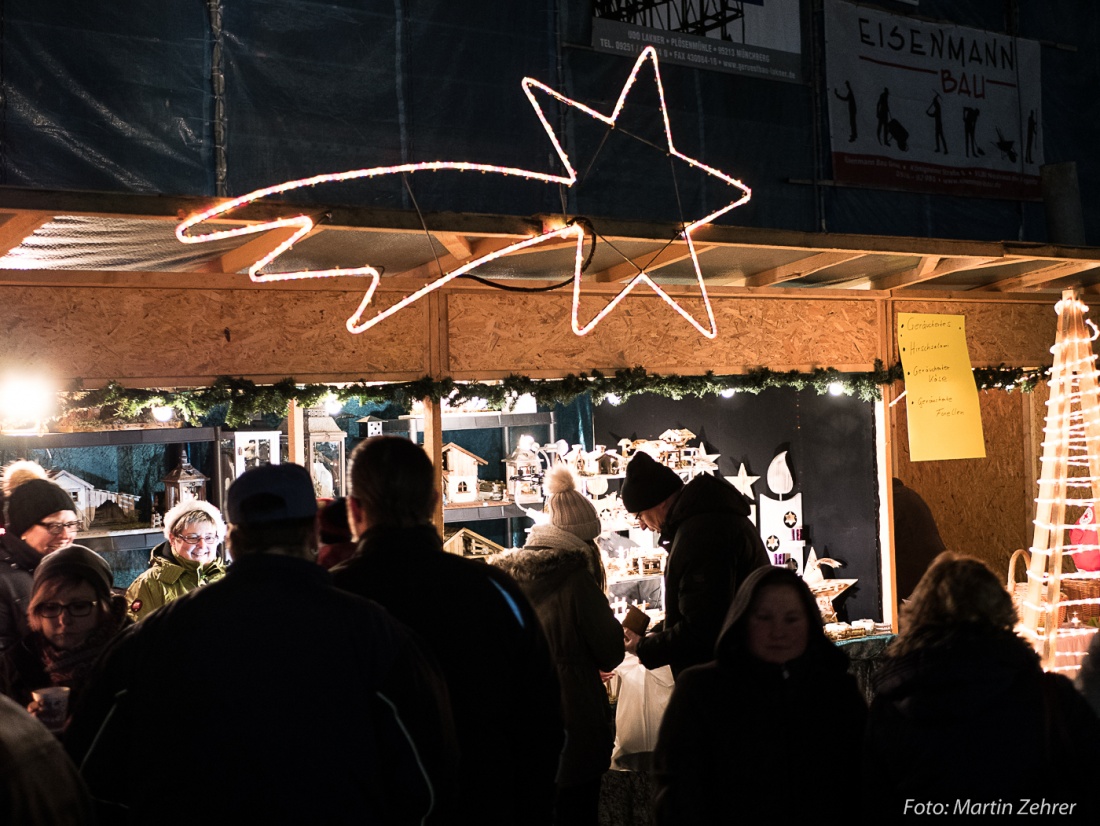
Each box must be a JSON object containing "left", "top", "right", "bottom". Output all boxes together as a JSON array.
[
  {"left": 726, "top": 463, "right": 759, "bottom": 499},
  {"left": 175, "top": 46, "right": 750, "bottom": 338}
]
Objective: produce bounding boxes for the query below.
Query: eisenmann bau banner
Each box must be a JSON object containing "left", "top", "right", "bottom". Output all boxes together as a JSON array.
[{"left": 825, "top": 1, "right": 1042, "bottom": 199}]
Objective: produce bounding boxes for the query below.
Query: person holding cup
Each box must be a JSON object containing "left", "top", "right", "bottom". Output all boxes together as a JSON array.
[
  {"left": 0, "top": 544, "right": 130, "bottom": 733},
  {"left": 0, "top": 460, "right": 83, "bottom": 651}
]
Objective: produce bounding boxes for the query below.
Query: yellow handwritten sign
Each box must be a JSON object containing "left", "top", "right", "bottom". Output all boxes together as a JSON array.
[{"left": 897, "top": 313, "right": 985, "bottom": 461}]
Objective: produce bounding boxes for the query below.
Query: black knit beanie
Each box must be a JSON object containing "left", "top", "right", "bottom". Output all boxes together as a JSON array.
[
  {"left": 32, "top": 544, "right": 113, "bottom": 600},
  {"left": 5, "top": 478, "right": 78, "bottom": 537},
  {"left": 621, "top": 452, "right": 683, "bottom": 514}
]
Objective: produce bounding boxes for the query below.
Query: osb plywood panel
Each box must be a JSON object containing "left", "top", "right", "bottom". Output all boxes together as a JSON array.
[
  {"left": 892, "top": 299, "right": 1054, "bottom": 366},
  {"left": 0, "top": 285, "right": 428, "bottom": 382},
  {"left": 894, "top": 389, "right": 1029, "bottom": 584},
  {"left": 445, "top": 291, "right": 880, "bottom": 375}
]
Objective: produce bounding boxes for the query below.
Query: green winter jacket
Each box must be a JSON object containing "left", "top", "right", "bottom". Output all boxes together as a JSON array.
[{"left": 125, "top": 541, "right": 227, "bottom": 621}]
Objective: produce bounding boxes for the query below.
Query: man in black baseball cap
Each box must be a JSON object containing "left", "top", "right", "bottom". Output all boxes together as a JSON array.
[
  {"left": 69, "top": 463, "right": 459, "bottom": 824},
  {"left": 621, "top": 451, "right": 769, "bottom": 677}
]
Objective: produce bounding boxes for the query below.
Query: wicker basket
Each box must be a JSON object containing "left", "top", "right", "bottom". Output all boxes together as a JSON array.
[
  {"left": 1007, "top": 548, "right": 1067, "bottom": 625},
  {"left": 1059, "top": 577, "right": 1100, "bottom": 622}
]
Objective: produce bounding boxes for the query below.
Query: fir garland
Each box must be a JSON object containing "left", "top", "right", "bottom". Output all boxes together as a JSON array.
[{"left": 59, "top": 362, "right": 1048, "bottom": 428}]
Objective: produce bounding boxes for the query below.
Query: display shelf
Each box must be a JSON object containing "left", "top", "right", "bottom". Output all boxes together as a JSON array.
[
  {"left": 0, "top": 427, "right": 217, "bottom": 449},
  {"left": 382, "top": 411, "right": 555, "bottom": 439},
  {"left": 383, "top": 411, "right": 557, "bottom": 546},
  {"left": 443, "top": 501, "right": 530, "bottom": 523}
]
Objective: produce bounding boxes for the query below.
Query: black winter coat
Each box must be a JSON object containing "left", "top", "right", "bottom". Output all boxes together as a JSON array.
[
  {"left": 0, "top": 532, "right": 43, "bottom": 651},
  {"left": 636, "top": 474, "right": 769, "bottom": 677},
  {"left": 864, "top": 625, "right": 1100, "bottom": 819},
  {"left": 653, "top": 565, "right": 867, "bottom": 825},
  {"left": 332, "top": 524, "right": 564, "bottom": 826},
  {"left": 491, "top": 525, "right": 625, "bottom": 787}
]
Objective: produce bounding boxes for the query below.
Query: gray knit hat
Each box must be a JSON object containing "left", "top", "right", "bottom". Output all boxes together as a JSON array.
[
  {"left": 621, "top": 451, "right": 683, "bottom": 514},
  {"left": 544, "top": 465, "right": 601, "bottom": 541},
  {"left": 33, "top": 544, "right": 113, "bottom": 600}
]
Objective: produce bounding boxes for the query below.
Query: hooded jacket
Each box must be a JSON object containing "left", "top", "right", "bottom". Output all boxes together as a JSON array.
[
  {"left": 492, "top": 524, "right": 625, "bottom": 787},
  {"left": 865, "top": 623, "right": 1100, "bottom": 818},
  {"left": 653, "top": 566, "right": 866, "bottom": 825},
  {"left": 124, "top": 540, "right": 227, "bottom": 620},
  {"left": 635, "top": 473, "right": 769, "bottom": 676}
]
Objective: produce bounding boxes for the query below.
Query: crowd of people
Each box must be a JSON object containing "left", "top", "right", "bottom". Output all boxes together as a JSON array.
[{"left": 0, "top": 440, "right": 1098, "bottom": 824}]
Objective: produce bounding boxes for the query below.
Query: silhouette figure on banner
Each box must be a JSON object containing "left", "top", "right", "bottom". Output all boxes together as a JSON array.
[
  {"left": 926, "top": 93, "right": 947, "bottom": 154},
  {"left": 993, "top": 127, "right": 1018, "bottom": 163},
  {"left": 835, "top": 80, "right": 857, "bottom": 142},
  {"left": 876, "top": 87, "right": 891, "bottom": 146},
  {"left": 1026, "top": 109, "right": 1037, "bottom": 164},
  {"left": 963, "top": 107, "right": 984, "bottom": 158}
]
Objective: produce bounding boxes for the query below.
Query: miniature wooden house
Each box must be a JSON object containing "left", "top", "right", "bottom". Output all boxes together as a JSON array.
[
  {"left": 504, "top": 443, "right": 544, "bottom": 504},
  {"left": 441, "top": 443, "right": 487, "bottom": 504},
  {"left": 162, "top": 448, "right": 208, "bottom": 512},
  {"left": 597, "top": 450, "right": 624, "bottom": 476},
  {"left": 356, "top": 415, "right": 385, "bottom": 438},
  {"left": 443, "top": 527, "right": 507, "bottom": 557},
  {"left": 49, "top": 469, "right": 95, "bottom": 520}
]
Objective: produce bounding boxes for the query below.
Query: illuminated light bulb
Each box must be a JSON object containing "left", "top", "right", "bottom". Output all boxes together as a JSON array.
[
  {"left": 175, "top": 45, "right": 750, "bottom": 341},
  {"left": 720, "top": 388, "right": 737, "bottom": 398},
  {"left": 828, "top": 381, "right": 845, "bottom": 396},
  {"left": 0, "top": 375, "right": 53, "bottom": 424},
  {"left": 152, "top": 406, "right": 174, "bottom": 423},
  {"left": 604, "top": 394, "right": 622, "bottom": 406},
  {"left": 323, "top": 394, "right": 343, "bottom": 415}
]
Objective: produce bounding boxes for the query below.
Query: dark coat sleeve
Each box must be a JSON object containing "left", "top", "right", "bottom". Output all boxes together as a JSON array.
[
  {"left": 575, "top": 573, "right": 626, "bottom": 673},
  {"left": 637, "top": 515, "right": 766, "bottom": 674},
  {"left": 503, "top": 575, "right": 565, "bottom": 825},
  {"left": 652, "top": 667, "right": 718, "bottom": 824},
  {"left": 372, "top": 632, "right": 462, "bottom": 826}
]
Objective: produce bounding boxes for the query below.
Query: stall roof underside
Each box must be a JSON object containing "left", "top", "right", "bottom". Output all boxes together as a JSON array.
[{"left": 1, "top": 188, "right": 1099, "bottom": 296}]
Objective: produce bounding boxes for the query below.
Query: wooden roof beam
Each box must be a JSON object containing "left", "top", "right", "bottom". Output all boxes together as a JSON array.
[
  {"left": 392, "top": 234, "right": 581, "bottom": 281},
  {"left": 0, "top": 211, "right": 54, "bottom": 257},
  {"left": 744, "top": 251, "right": 864, "bottom": 288},
  {"left": 434, "top": 232, "right": 473, "bottom": 260},
  {"left": 207, "top": 225, "right": 308, "bottom": 274},
  {"left": 590, "top": 242, "right": 715, "bottom": 283},
  {"left": 872, "top": 255, "right": 1003, "bottom": 290},
  {"left": 973, "top": 261, "right": 1100, "bottom": 293}
]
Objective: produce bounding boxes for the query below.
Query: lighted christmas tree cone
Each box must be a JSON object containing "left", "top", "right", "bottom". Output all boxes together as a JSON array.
[{"left": 1020, "top": 290, "right": 1100, "bottom": 674}]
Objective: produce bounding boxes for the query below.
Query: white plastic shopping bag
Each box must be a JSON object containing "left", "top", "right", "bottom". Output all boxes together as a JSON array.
[{"left": 610, "top": 653, "right": 675, "bottom": 770}]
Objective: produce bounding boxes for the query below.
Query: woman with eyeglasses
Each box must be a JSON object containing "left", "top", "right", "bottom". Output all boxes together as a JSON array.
[
  {"left": 1, "top": 544, "right": 129, "bottom": 733},
  {"left": 124, "top": 500, "right": 227, "bottom": 621},
  {"left": 0, "top": 461, "right": 83, "bottom": 651}
]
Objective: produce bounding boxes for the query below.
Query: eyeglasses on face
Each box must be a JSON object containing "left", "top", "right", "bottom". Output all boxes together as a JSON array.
[
  {"left": 36, "top": 521, "right": 83, "bottom": 536},
  {"left": 34, "top": 600, "right": 98, "bottom": 618},
  {"left": 175, "top": 532, "right": 219, "bottom": 546}
]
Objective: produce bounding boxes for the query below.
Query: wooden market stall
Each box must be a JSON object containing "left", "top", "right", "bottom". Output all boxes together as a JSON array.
[{"left": 0, "top": 187, "right": 1091, "bottom": 622}]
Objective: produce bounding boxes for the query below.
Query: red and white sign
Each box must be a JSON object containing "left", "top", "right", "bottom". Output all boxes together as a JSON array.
[{"left": 825, "top": 2, "right": 1042, "bottom": 200}]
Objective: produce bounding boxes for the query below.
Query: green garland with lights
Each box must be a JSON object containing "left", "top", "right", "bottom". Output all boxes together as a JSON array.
[{"left": 57, "top": 361, "right": 1048, "bottom": 428}]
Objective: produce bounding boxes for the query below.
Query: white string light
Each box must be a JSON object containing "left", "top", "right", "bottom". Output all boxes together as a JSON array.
[
  {"left": 1021, "top": 294, "right": 1100, "bottom": 675},
  {"left": 175, "top": 46, "right": 751, "bottom": 339}
]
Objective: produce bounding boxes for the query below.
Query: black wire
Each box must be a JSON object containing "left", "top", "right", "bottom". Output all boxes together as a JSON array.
[
  {"left": 456, "top": 217, "right": 597, "bottom": 292},
  {"left": 402, "top": 172, "right": 446, "bottom": 280}
]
